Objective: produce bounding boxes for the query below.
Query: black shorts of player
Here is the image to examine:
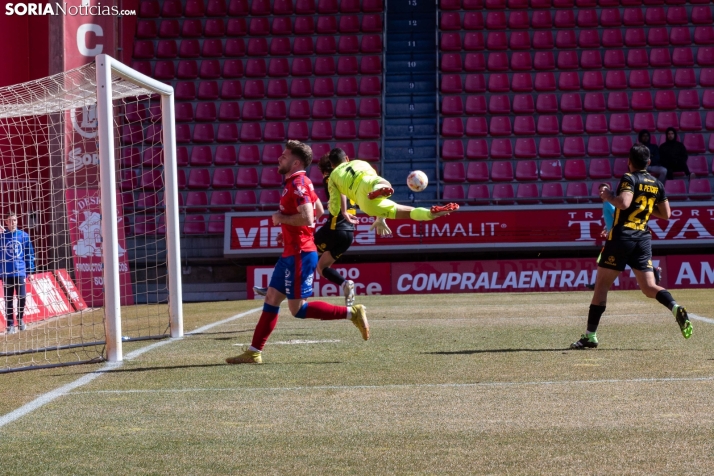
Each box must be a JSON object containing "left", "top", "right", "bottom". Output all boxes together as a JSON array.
[
  {"left": 313, "top": 227, "right": 354, "bottom": 260},
  {"left": 598, "top": 237, "right": 653, "bottom": 272}
]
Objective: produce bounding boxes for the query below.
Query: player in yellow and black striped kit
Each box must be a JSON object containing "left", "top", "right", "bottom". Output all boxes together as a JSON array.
[{"left": 570, "top": 144, "right": 693, "bottom": 349}]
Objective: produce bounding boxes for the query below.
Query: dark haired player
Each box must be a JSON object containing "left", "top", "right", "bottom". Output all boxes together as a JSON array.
[
  {"left": 253, "top": 153, "right": 389, "bottom": 306},
  {"left": 571, "top": 144, "right": 692, "bottom": 349},
  {"left": 227, "top": 141, "right": 369, "bottom": 365}
]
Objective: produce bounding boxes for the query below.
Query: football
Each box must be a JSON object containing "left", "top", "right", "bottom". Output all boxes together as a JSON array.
[{"left": 406, "top": 170, "right": 428, "bottom": 192}]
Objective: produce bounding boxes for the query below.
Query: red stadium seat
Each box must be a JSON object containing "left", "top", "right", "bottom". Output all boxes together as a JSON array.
[
  {"left": 566, "top": 182, "right": 589, "bottom": 203},
  {"left": 443, "top": 163, "right": 466, "bottom": 183},
  {"left": 605, "top": 71, "right": 627, "bottom": 90},
  {"left": 513, "top": 95, "right": 534, "bottom": 114},
  {"left": 633, "top": 112, "right": 656, "bottom": 132},
  {"left": 695, "top": 27, "right": 714, "bottom": 46},
  {"left": 602, "top": 29, "right": 624, "bottom": 48},
  {"left": 587, "top": 136, "right": 611, "bottom": 157},
  {"left": 609, "top": 136, "right": 631, "bottom": 159},
  {"left": 541, "top": 183, "right": 564, "bottom": 203},
  {"left": 511, "top": 73, "right": 533, "bottom": 92},
  {"left": 442, "top": 140, "right": 465, "bottom": 161},
  {"left": 487, "top": 74, "right": 510, "bottom": 92},
  {"left": 486, "top": 11, "right": 507, "bottom": 29},
  {"left": 294, "top": 17, "right": 315, "bottom": 34},
  {"left": 681, "top": 113, "right": 703, "bottom": 132},
  {"left": 189, "top": 146, "right": 212, "bottom": 166},
  {"left": 139, "top": 0, "right": 160, "bottom": 17},
  {"left": 465, "top": 117, "right": 488, "bottom": 136},
  {"left": 467, "top": 185, "right": 490, "bottom": 205},
  {"left": 491, "top": 139, "right": 513, "bottom": 159},
  {"left": 564, "top": 159, "right": 587, "bottom": 180},
  {"left": 579, "top": 29, "right": 601, "bottom": 48},
  {"left": 623, "top": 8, "right": 644, "bottom": 26},
  {"left": 465, "top": 96, "right": 486, "bottom": 115},
  {"left": 563, "top": 137, "right": 586, "bottom": 157},
  {"left": 187, "top": 169, "right": 211, "bottom": 190},
  {"left": 489, "top": 117, "right": 511, "bottom": 136},
  {"left": 698, "top": 48, "right": 714, "bottom": 66},
  {"left": 688, "top": 156, "right": 710, "bottom": 176},
  {"left": 665, "top": 179, "right": 687, "bottom": 201},
  {"left": 336, "top": 120, "right": 357, "bottom": 140},
  {"left": 442, "top": 186, "right": 466, "bottom": 203},
  {"left": 631, "top": 91, "right": 653, "bottom": 111},
  {"left": 442, "top": 96, "right": 464, "bottom": 116},
  {"left": 516, "top": 160, "right": 539, "bottom": 181},
  {"left": 514, "top": 116, "right": 535, "bottom": 135},
  {"left": 589, "top": 158, "right": 612, "bottom": 179},
  {"left": 625, "top": 28, "right": 646, "bottom": 47},
  {"left": 534, "top": 51, "right": 555, "bottom": 70},
  {"left": 689, "top": 179, "right": 712, "bottom": 199},
  {"left": 538, "top": 137, "right": 561, "bottom": 158},
  {"left": 515, "top": 138, "right": 537, "bottom": 158},
  {"left": 522, "top": 30, "right": 549, "bottom": 51},
  {"left": 606, "top": 92, "right": 629, "bottom": 112},
  {"left": 514, "top": 183, "right": 538, "bottom": 204},
  {"left": 464, "top": 32, "right": 485, "bottom": 51},
  {"left": 537, "top": 116, "right": 559, "bottom": 135},
  {"left": 286, "top": 121, "right": 309, "bottom": 141},
  {"left": 673, "top": 68, "right": 696, "bottom": 88},
  {"left": 357, "top": 142, "right": 380, "bottom": 162},
  {"left": 336, "top": 99, "right": 357, "bottom": 118},
  {"left": 656, "top": 112, "right": 679, "bottom": 131},
  {"left": 558, "top": 73, "right": 580, "bottom": 92},
  {"left": 671, "top": 27, "right": 692, "bottom": 46},
  {"left": 509, "top": 32, "right": 531, "bottom": 50},
  {"left": 311, "top": 121, "right": 333, "bottom": 140},
  {"left": 492, "top": 184, "right": 515, "bottom": 204},
  {"left": 540, "top": 160, "right": 563, "bottom": 180},
  {"left": 467, "top": 139, "right": 488, "bottom": 159},
  {"left": 238, "top": 145, "right": 260, "bottom": 165},
  {"left": 562, "top": 115, "right": 584, "bottom": 135},
  {"left": 314, "top": 78, "right": 336, "bottom": 97},
  {"left": 536, "top": 94, "right": 558, "bottom": 114},
  {"left": 359, "top": 120, "right": 381, "bottom": 139},
  {"left": 554, "top": 9, "right": 575, "bottom": 28},
  {"left": 532, "top": 11, "right": 553, "bottom": 29},
  {"left": 265, "top": 101, "right": 286, "bottom": 120},
  {"left": 610, "top": 114, "right": 632, "bottom": 133},
  {"left": 673, "top": 48, "right": 695, "bottom": 67},
  {"left": 683, "top": 134, "right": 706, "bottom": 153},
  {"left": 226, "top": 18, "right": 246, "bottom": 36},
  {"left": 467, "top": 162, "right": 489, "bottom": 182},
  {"left": 487, "top": 32, "right": 508, "bottom": 50}
]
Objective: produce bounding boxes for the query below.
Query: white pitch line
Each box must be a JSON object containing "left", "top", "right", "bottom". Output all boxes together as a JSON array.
[
  {"left": 0, "top": 306, "right": 262, "bottom": 430},
  {"left": 69, "top": 375, "right": 714, "bottom": 396},
  {"left": 689, "top": 313, "right": 714, "bottom": 325}
]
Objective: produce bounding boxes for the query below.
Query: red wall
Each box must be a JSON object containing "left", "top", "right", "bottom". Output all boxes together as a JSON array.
[{"left": 0, "top": 10, "right": 49, "bottom": 87}]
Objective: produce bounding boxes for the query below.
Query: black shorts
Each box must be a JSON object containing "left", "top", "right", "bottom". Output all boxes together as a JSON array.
[
  {"left": 598, "top": 237, "right": 653, "bottom": 272},
  {"left": 313, "top": 227, "right": 353, "bottom": 260}
]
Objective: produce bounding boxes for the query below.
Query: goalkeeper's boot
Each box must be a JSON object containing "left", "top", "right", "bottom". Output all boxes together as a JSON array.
[
  {"left": 342, "top": 280, "right": 356, "bottom": 307},
  {"left": 430, "top": 203, "right": 460, "bottom": 217},
  {"left": 673, "top": 305, "right": 693, "bottom": 339},
  {"left": 6, "top": 325, "right": 17, "bottom": 335},
  {"left": 18, "top": 319, "right": 26, "bottom": 331},
  {"left": 368, "top": 186, "right": 394, "bottom": 200},
  {"left": 570, "top": 333, "right": 598, "bottom": 349},
  {"left": 226, "top": 349, "right": 262, "bottom": 365},
  {"left": 253, "top": 286, "right": 268, "bottom": 297},
  {"left": 350, "top": 305, "right": 369, "bottom": 341}
]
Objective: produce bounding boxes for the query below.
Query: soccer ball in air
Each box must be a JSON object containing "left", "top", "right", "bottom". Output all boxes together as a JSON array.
[{"left": 406, "top": 170, "right": 428, "bottom": 192}]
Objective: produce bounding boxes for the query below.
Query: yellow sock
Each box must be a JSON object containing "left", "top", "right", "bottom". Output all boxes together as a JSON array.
[{"left": 409, "top": 207, "right": 432, "bottom": 221}]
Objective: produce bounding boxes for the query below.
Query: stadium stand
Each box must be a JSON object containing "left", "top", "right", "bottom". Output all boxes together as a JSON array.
[{"left": 437, "top": 0, "right": 714, "bottom": 205}]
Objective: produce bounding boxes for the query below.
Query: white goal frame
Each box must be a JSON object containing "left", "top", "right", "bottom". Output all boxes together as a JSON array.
[{"left": 95, "top": 54, "right": 183, "bottom": 362}]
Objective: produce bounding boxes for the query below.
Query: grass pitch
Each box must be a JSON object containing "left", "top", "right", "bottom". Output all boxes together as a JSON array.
[{"left": 0, "top": 290, "right": 713, "bottom": 475}]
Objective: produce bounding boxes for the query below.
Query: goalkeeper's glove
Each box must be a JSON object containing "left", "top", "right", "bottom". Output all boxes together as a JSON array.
[{"left": 369, "top": 217, "right": 392, "bottom": 236}]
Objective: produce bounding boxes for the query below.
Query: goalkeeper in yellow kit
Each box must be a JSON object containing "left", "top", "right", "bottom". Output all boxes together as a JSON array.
[{"left": 327, "top": 148, "right": 459, "bottom": 233}]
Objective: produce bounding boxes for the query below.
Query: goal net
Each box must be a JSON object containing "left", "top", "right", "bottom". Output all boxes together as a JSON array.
[{"left": 0, "top": 55, "right": 182, "bottom": 372}]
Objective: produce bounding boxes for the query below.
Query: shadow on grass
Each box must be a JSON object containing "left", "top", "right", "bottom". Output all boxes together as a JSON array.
[{"left": 425, "top": 348, "right": 656, "bottom": 355}]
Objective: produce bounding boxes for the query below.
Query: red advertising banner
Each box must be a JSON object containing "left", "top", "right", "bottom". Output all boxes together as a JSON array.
[
  {"left": 247, "top": 263, "right": 392, "bottom": 299},
  {"left": 224, "top": 204, "right": 714, "bottom": 256},
  {"left": 0, "top": 273, "right": 73, "bottom": 331},
  {"left": 54, "top": 269, "right": 89, "bottom": 311},
  {"left": 666, "top": 255, "right": 714, "bottom": 289},
  {"left": 65, "top": 189, "right": 133, "bottom": 307},
  {"left": 392, "top": 257, "right": 667, "bottom": 294}
]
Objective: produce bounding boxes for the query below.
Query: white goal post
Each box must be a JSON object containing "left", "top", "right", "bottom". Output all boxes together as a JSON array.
[
  {"left": 95, "top": 54, "right": 183, "bottom": 362},
  {"left": 0, "top": 55, "right": 182, "bottom": 371}
]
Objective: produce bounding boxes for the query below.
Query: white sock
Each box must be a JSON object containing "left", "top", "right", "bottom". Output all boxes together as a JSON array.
[
  {"left": 248, "top": 346, "right": 261, "bottom": 353},
  {"left": 346, "top": 308, "right": 352, "bottom": 320}
]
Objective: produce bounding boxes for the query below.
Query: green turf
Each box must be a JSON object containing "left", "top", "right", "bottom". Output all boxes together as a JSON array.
[{"left": 0, "top": 291, "right": 712, "bottom": 475}]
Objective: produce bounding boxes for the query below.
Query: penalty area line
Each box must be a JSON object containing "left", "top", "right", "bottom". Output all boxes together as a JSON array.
[
  {"left": 69, "top": 375, "right": 714, "bottom": 396},
  {"left": 0, "top": 306, "right": 262, "bottom": 430}
]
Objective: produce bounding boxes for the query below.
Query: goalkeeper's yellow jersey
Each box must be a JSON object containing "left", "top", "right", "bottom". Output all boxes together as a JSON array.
[{"left": 327, "top": 160, "right": 378, "bottom": 216}]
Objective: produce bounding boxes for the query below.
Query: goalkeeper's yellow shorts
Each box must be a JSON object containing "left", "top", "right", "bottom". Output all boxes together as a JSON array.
[{"left": 355, "top": 176, "right": 398, "bottom": 219}]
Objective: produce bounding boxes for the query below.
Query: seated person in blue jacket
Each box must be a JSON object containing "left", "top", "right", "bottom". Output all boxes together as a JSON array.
[{"left": 1, "top": 212, "right": 36, "bottom": 334}]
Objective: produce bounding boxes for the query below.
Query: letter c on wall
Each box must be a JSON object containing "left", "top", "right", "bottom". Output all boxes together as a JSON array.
[{"left": 77, "top": 24, "right": 103, "bottom": 56}]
